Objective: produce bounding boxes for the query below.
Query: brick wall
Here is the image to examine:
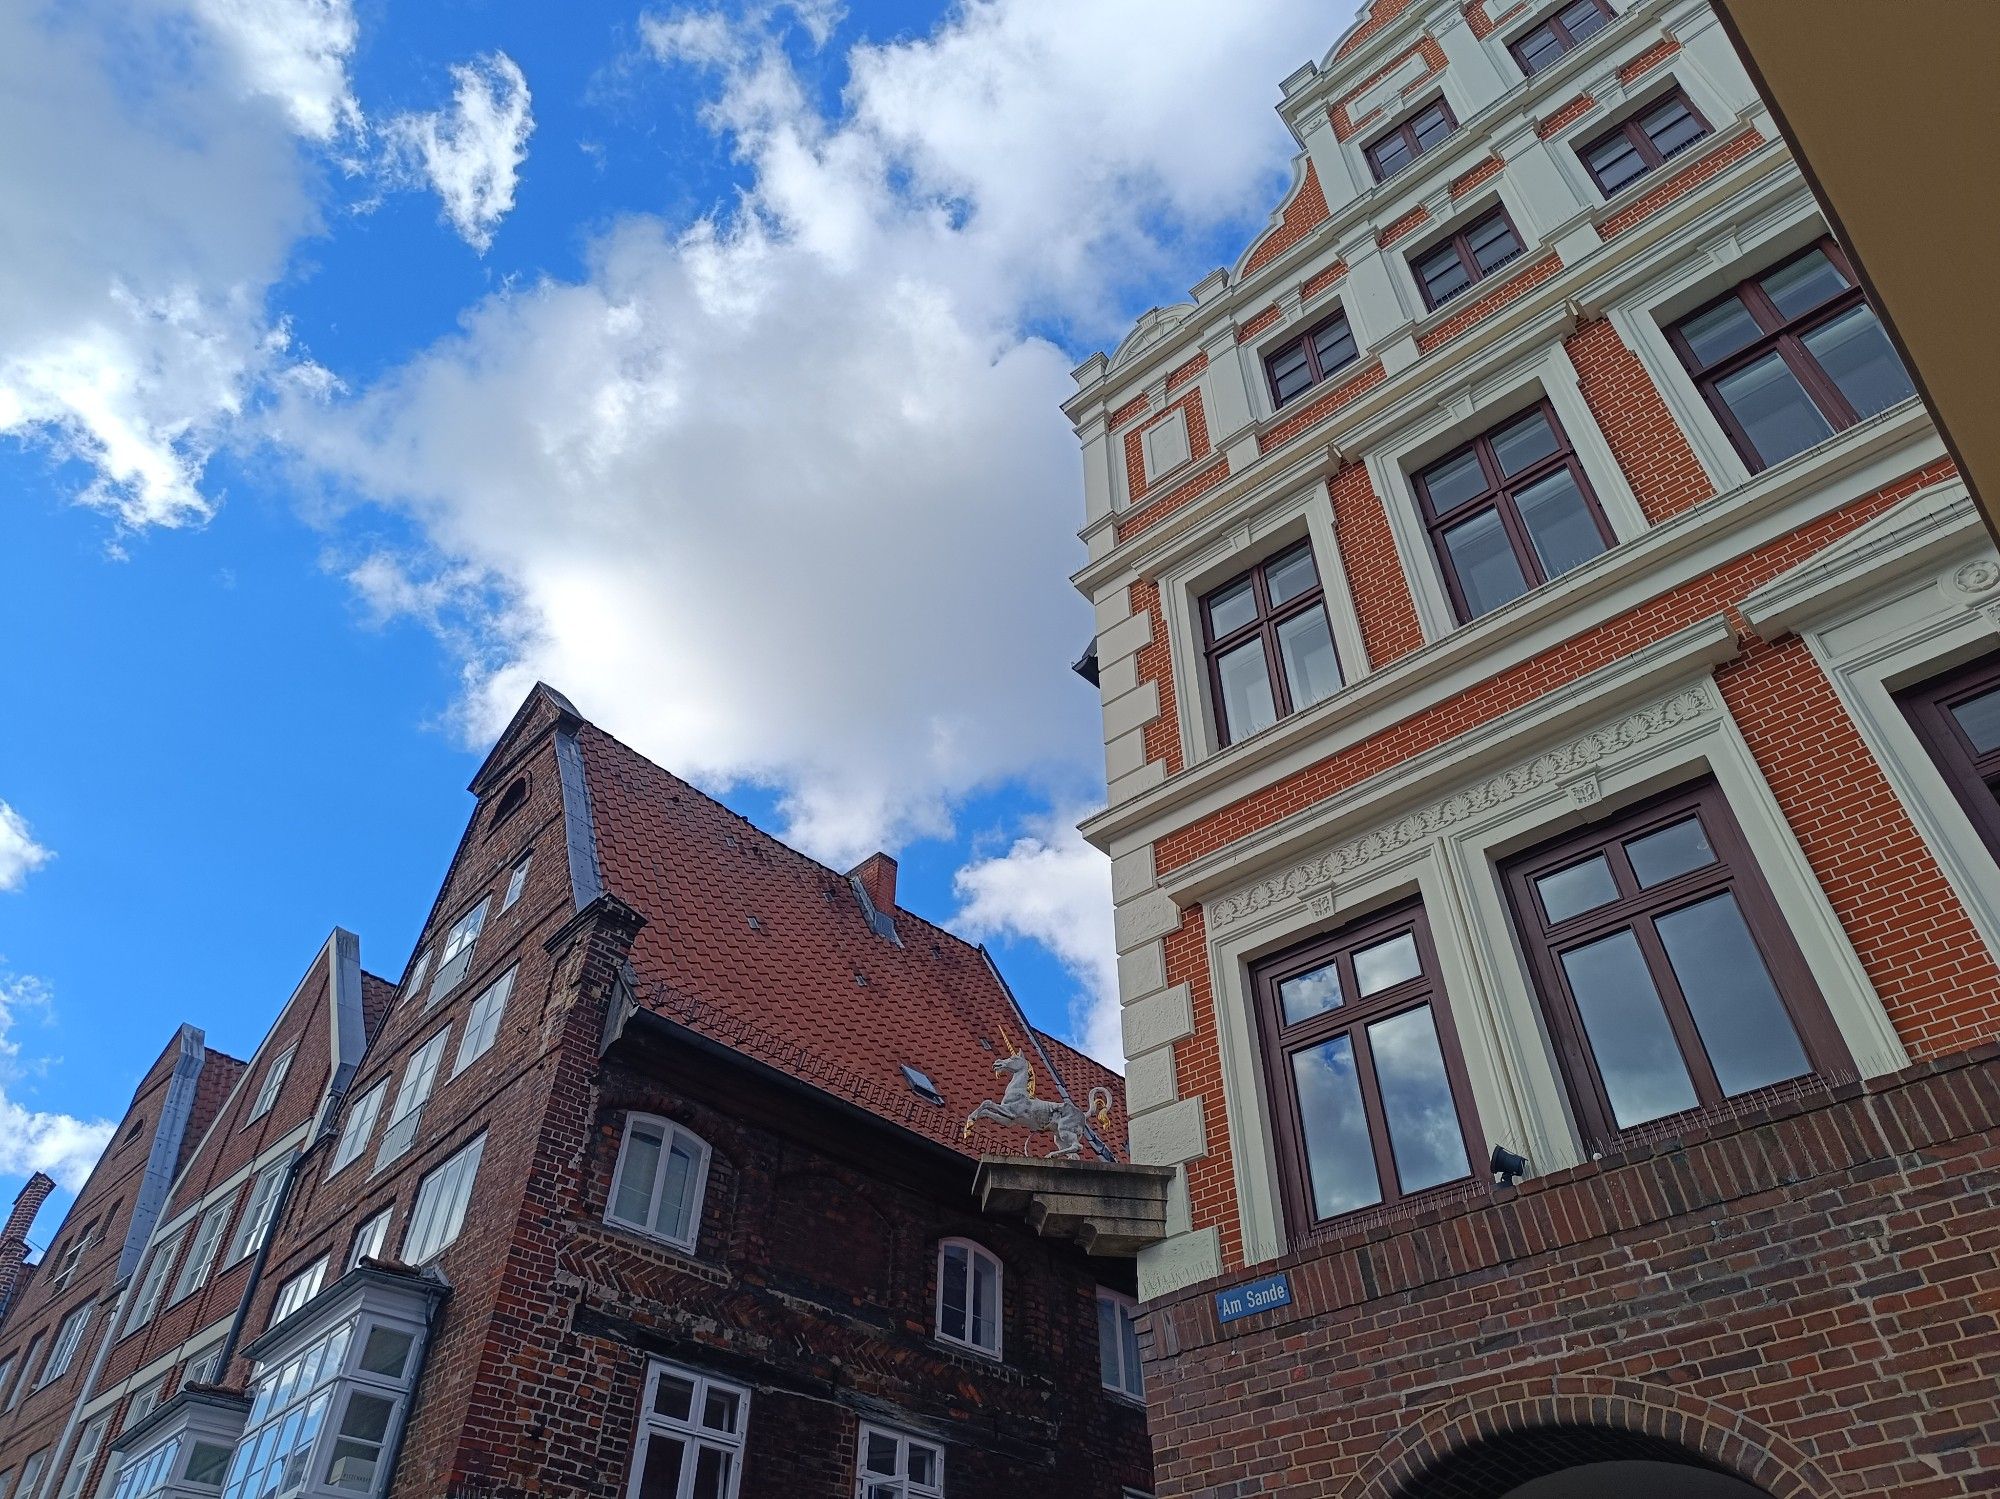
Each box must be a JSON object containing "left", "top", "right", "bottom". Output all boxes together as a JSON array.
[
  {"left": 1139, "top": 1047, "right": 2000, "bottom": 1496},
  {"left": 1565, "top": 316, "right": 1715, "bottom": 523}
]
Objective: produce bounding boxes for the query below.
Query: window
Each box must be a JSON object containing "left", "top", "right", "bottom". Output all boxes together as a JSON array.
[
  {"left": 38, "top": 1307, "right": 90, "bottom": 1387},
  {"left": 1201, "top": 542, "right": 1344, "bottom": 746},
  {"left": 247, "top": 1045, "right": 296, "bottom": 1123},
  {"left": 1413, "top": 401, "right": 1613, "bottom": 622},
  {"left": 219, "top": 1313, "right": 420, "bottom": 1499},
  {"left": 1411, "top": 207, "right": 1525, "bottom": 310},
  {"left": 109, "top": 1435, "right": 184, "bottom": 1499},
  {"left": 170, "top": 1199, "right": 233, "bottom": 1305},
  {"left": 629, "top": 1360, "right": 750, "bottom": 1499},
  {"left": 0, "top": 1357, "right": 12, "bottom": 1410},
  {"left": 270, "top": 1259, "right": 327, "bottom": 1328},
  {"left": 1252, "top": 900, "right": 1478, "bottom": 1227},
  {"left": 1509, "top": 0, "right": 1613, "bottom": 73},
  {"left": 13, "top": 1456, "right": 44, "bottom": 1499},
  {"left": 428, "top": 897, "right": 491, "bottom": 1005},
  {"left": 405, "top": 946, "right": 433, "bottom": 995},
  {"left": 607, "top": 1116, "right": 710, "bottom": 1252},
  {"left": 375, "top": 1027, "right": 451, "bottom": 1170},
  {"left": 900, "top": 1065, "right": 944, "bottom": 1107},
  {"left": 486, "top": 776, "right": 529, "bottom": 833},
  {"left": 856, "top": 1426, "right": 943, "bottom": 1499},
  {"left": 402, "top": 1134, "right": 486, "bottom": 1264},
  {"left": 1364, "top": 96, "right": 1456, "bottom": 181},
  {"left": 227, "top": 1160, "right": 289, "bottom": 1265},
  {"left": 127, "top": 1376, "right": 165, "bottom": 1427},
  {"left": 186, "top": 1346, "right": 224, "bottom": 1386},
  {"left": 329, "top": 1080, "right": 387, "bottom": 1176},
  {"left": 53, "top": 1412, "right": 109, "bottom": 1499},
  {"left": 126, "top": 1228, "right": 182, "bottom": 1333},
  {"left": 5, "top": 1339, "right": 40, "bottom": 1410},
  {"left": 935, "top": 1239, "right": 1002, "bottom": 1357},
  {"left": 451, "top": 968, "right": 515, "bottom": 1077},
  {"left": 1097, "top": 1290, "right": 1143, "bottom": 1400},
  {"left": 1503, "top": 780, "right": 1849, "bottom": 1146},
  {"left": 47, "top": 1222, "right": 93, "bottom": 1291},
  {"left": 347, "top": 1209, "right": 392, "bottom": 1271},
  {"left": 1579, "top": 89, "right": 1710, "bottom": 195},
  {"left": 1263, "top": 312, "right": 1359, "bottom": 407},
  {"left": 1899, "top": 650, "right": 2000, "bottom": 863},
  {"left": 1669, "top": 238, "right": 1914, "bottom": 471},
  {"left": 502, "top": 853, "right": 533, "bottom": 911}
]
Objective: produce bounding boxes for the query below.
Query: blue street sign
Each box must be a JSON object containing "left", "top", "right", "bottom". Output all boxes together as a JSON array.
[{"left": 1214, "top": 1270, "right": 1293, "bottom": 1325}]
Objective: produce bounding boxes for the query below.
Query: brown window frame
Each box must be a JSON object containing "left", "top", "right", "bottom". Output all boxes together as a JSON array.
[
  {"left": 1501, "top": 779, "right": 1850, "bottom": 1151},
  {"left": 1667, "top": 235, "right": 1911, "bottom": 473},
  {"left": 1411, "top": 398, "right": 1615, "bottom": 624},
  {"left": 1364, "top": 96, "right": 1459, "bottom": 183},
  {"left": 1199, "top": 541, "right": 1342, "bottom": 747},
  {"left": 1263, "top": 311, "right": 1359, "bottom": 409},
  {"left": 1508, "top": 0, "right": 1615, "bottom": 74},
  {"left": 1409, "top": 206, "right": 1526, "bottom": 312},
  {"left": 1897, "top": 649, "right": 2000, "bottom": 864},
  {"left": 1577, "top": 87, "right": 1711, "bottom": 196},
  {"left": 1251, "top": 900, "right": 1482, "bottom": 1233}
]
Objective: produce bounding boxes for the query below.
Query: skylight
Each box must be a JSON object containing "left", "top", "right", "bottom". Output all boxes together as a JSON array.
[{"left": 901, "top": 1065, "right": 944, "bottom": 1106}]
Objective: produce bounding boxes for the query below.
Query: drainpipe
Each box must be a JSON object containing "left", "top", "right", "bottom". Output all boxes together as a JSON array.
[{"left": 209, "top": 1133, "right": 326, "bottom": 1382}]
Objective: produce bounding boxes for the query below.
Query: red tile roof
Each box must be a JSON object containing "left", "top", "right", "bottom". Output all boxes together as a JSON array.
[{"left": 580, "top": 724, "right": 1124, "bottom": 1161}]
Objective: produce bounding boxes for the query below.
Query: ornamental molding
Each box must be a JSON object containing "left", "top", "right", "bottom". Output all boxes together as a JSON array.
[
  {"left": 1209, "top": 686, "right": 1713, "bottom": 930},
  {"left": 1947, "top": 557, "right": 2000, "bottom": 597}
]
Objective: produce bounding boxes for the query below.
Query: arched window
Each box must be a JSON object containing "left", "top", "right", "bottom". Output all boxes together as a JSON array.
[
  {"left": 607, "top": 1115, "right": 711, "bottom": 1252},
  {"left": 484, "top": 776, "right": 529, "bottom": 836},
  {"left": 935, "top": 1239, "right": 1002, "bottom": 1358}
]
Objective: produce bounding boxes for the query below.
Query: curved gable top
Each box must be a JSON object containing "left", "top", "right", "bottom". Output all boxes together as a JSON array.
[
  {"left": 1330, "top": 0, "right": 1421, "bottom": 63},
  {"left": 1108, "top": 303, "right": 1198, "bottom": 374},
  {"left": 1235, "top": 158, "right": 1331, "bottom": 281}
]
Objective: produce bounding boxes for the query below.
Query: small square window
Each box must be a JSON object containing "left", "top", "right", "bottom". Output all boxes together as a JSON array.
[
  {"left": 1509, "top": 0, "right": 1613, "bottom": 74},
  {"left": 1364, "top": 97, "right": 1457, "bottom": 181}
]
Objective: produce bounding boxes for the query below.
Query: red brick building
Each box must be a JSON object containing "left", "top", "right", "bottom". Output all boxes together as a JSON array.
[
  {"left": 0, "top": 688, "right": 1151, "bottom": 1499},
  {"left": 1067, "top": 0, "right": 1999, "bottom": 1493}
]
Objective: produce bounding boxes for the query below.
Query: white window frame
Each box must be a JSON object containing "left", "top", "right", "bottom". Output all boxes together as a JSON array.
[
  {"left": 12, "top": 1453, "right": 45, "bottom": 1499},
  {"left": 5, "top": 1339, "right": 40, "bottom": 1410},
  {"left": 375, "top": 1027, "right": 451, "bottom": 1172},
  {"left": 854, "top": 1424, "right": 944, "bottom": 1499},
  {"left": 227, "top": 1160, "right": 289, "bottom": 1266},
  {"left": 402, "top": 1134, "right": 486, "bottom": 1264},
  {"left": 502, "top": 853, "right": 533, "bottom": 911},
  {"left": 126, "top": 1227, "right": 182, "bottom": 1332},
  {"left": 428, "top": 896, "right": 491, "bottom": 1005},
  {"left": 933, "top": 1238, "right": 1003, "bottom": 1359},
  {"left": 53, "top": 1410, "right": 109, "bottom": 1499},
  {"left": 328, "top": 1079, "right": 387, "bottom": 1177},
  {"left": 169, "top": 1200, "right": 232, "bottom": 1306},
  {"left": 0, "top": 1356, "right": 13, "bottom": 1410},
  {"left": 347, "top": 1208, "right": 392, "bottom": 1271},
  {"left": 269, "top": 1258, "right": 327, "bottom": 1328},
  {"left": 46, "top": 1224, "right": 92, "bottom": 1291},
  {"left": 605, "top": 1115, "right": 711, "bottom": 1253},
  {"left": 1096, "top": 1288, "right": 1144, "bottom": 1400},
  {"left": 126, "top": 1374, "right": 165, "bottom": 1427},
  {"left": 625, "top": 1360, "right": 751, "bottom": 1499},
  {"left": 38, "top": 1307, "right": 89, "bottom": 1388},
  {"left": 405, "top": 945, "right": 433, "bottom": 995},
  {"left": 246, "top": 1045, "right": 296, "bottom": 1123},
  {"left": 451, "top": 968, "right": 515, "bottom": 1078}
]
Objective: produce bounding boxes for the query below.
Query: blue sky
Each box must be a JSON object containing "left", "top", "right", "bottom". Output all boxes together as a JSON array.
[{"left": 0, "top": 0, "right": 1351, "bottom": 1232}]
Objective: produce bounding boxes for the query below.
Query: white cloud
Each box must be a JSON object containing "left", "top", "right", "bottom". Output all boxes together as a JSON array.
[
  {"left": 283, "top": 0, "right": 1331, "bottom": 872},
  {"left": 0, "top": 804, "right": 52, "bottom": 893},
  {"left": 382, "top": 53, "right": 536, "bottom": 253},
  {"left": 953, "top": 815, "right": 1121, "bottom": 1068},
  {"left": 0, "top": 972, "right": 114, "bottom": 1193},
  {"left": 0, "top": 0, "right": 352, "bottom": 529},
  {"left": 186, "top": 0, "right": 362, "bottom": 141}
]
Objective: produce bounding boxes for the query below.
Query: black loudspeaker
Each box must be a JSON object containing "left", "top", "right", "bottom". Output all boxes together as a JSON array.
[{"left": 1489, "top": 1144, "right": 1529, "bottom": 1186}]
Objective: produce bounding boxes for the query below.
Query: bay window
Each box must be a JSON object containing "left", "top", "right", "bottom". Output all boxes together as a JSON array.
[{"left": 1252, "top": 901, "right": 1479, "bottom": 1229}]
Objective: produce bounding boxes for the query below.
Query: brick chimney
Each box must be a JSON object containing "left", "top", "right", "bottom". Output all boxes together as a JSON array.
[
  {"left": 0, "top": 1171, "right": 55, "bottom": 1321},
  {"left": 850, "top": 852, "right": 898, "bottom": 914}
]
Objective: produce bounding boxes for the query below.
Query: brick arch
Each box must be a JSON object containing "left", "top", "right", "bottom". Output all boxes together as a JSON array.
[{"left": 1342, "top": 1377, "right": 1835, "bottom": 1499}]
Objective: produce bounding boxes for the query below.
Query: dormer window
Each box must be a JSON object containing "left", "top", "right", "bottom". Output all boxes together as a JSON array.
[
  {"left": 1264, "top": 312, "right": 1358, "bottom": 408},
  {"left": 1201, "top": 543, "right": 1343, "bottom": 746},
  {"left": 1510, "top": 0, "right": 1613, "bottom": 74},
  {"left": 900, "top": 1065, "right": 945, "bottom": 1106},
  {"left": 1365, "top": 97, "right": 1456, "bottom": 182}
]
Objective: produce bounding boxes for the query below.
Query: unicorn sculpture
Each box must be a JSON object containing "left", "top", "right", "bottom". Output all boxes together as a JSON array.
[{"left": 962, "top": 1032, "right": 1113, "bottom": 1160}]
